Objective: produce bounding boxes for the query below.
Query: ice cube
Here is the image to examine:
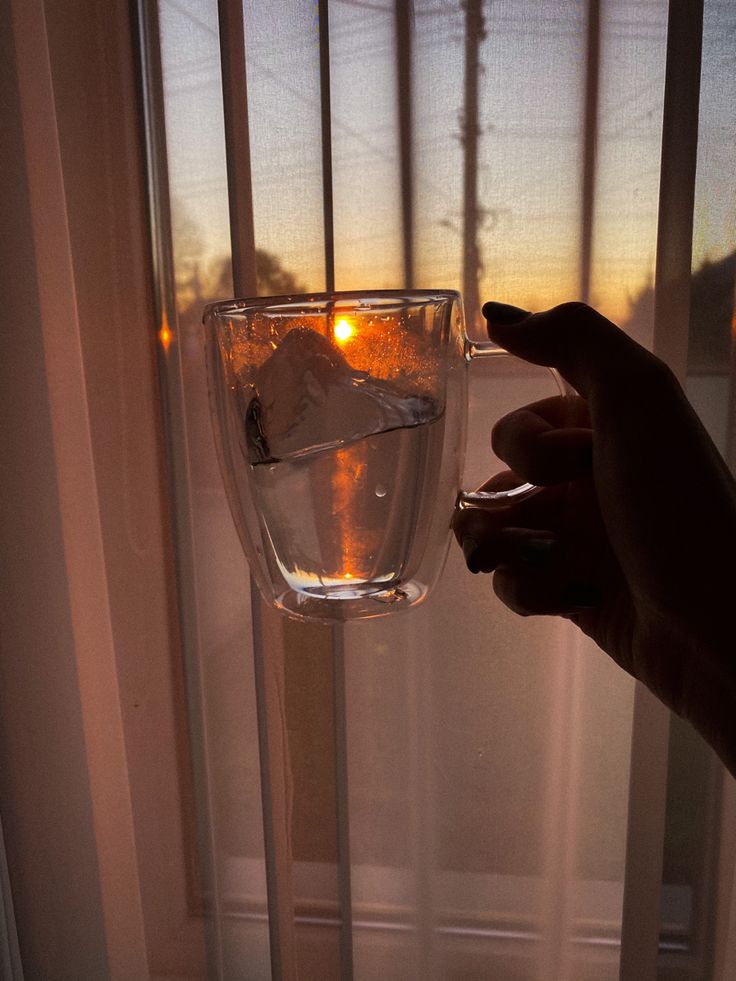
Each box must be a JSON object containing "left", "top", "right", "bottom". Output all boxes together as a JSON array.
[{"left": 244, "top": 326, "right": 437, "bottom": 464}]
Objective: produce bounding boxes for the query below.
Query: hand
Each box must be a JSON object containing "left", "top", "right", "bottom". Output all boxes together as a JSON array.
[{"left": 453, "top": 301, "right": 736, "bottom": 775}]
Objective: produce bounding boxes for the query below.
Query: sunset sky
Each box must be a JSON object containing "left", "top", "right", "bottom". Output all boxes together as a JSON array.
[{"left": 160, "top": 0, "right": 734, "bottom": 328}]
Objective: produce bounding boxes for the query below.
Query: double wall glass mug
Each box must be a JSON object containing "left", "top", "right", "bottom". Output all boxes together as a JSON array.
[{"left": 204, "top": 290, "right": 569, "bottom": 622}]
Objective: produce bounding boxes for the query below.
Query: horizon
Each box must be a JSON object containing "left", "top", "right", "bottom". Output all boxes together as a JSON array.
[{"left": 160, "top": 0, "right": 735, "bottom": 331}]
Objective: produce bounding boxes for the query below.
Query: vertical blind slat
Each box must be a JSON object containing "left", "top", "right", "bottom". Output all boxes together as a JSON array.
[
  {"left": 135, "top": 0, "right": 225, "bottom": 974},
  {"left": 619, "top": 687, "right": 671, "bottom": 981},
  {"left": 620, "top": 1, "right": 704, "bottom": 978}
]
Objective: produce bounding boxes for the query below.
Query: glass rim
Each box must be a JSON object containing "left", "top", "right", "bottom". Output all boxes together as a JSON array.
[{"left": 202, "top": 288, "right": 462, "bottom": 321}]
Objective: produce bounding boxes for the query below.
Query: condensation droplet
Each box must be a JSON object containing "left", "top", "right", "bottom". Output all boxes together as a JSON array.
[{"left": 375, "top": 484, "right": 387, "bottom": 498}]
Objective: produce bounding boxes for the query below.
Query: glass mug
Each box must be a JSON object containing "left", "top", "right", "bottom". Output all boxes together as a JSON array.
[{"left": 204, "top": 290, "right": 569, "bottom": 622}]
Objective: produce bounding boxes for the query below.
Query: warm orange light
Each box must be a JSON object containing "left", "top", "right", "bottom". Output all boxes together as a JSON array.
[
  {"left": 159, "top": 312, "right": 173, "bottom": 353},
  {"left": 334, "top": 318, "right": 354, "bottom": 343}
]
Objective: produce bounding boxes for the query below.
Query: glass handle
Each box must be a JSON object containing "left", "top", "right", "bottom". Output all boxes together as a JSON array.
[{"left": 457, "top": 340, "right": 575, "bottom": 509}]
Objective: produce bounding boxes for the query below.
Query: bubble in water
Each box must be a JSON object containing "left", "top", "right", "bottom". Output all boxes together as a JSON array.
[{"left": 375, "top": 484, "right": 387, "bottom": 498}]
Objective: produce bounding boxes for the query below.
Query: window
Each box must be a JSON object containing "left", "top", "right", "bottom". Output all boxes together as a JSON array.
[
  {"left": 3, "top": 0, "right": 735, "bottom": 978},
  {"left": 148, "top": 1, "right": 735, "bottom": 978}
]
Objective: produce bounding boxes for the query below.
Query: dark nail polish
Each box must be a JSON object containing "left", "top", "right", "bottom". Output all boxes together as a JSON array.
[
  {"left": 462, "top": 537, "right": 481, "bottom": 574},
  {"left": 482, "top": 301, "right": 531, "bottom": 324},
  {"left": 519, "top": 537, "right": 558, "bottom": 565},
  {"left": 561, "top": 582, "right": 602, "bottom": 609}
]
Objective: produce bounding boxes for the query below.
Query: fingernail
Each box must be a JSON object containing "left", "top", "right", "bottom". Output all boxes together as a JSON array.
[
  {"left": 519, "top": 537, "right": 558, "bottom": 565},
  {"left": 482, "top": 301, "right": 532, "bottom": 324},
  {"left": 462, "top": 537, "right": 481, "bottom": 574},
  {"left": 561, "top": 582, "right": 602, "bottom": 609}
]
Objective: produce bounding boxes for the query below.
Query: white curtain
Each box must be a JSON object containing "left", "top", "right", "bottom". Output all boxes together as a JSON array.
[{"left": 153, "top": 1, "right": 736, "bottom": 979}]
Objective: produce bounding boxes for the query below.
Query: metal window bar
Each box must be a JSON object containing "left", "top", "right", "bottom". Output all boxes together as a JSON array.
[
  {"left": 580, "top": 0, "right": 600, "bottom": 306},
  {"left": 461, "top": 0, "right": 484, "bottom": 333},
  {"left": 320, "top": 0, "right": 337, "bottom": 295},
  {"left": 652, "top": 0, "right": 704, "bottom": 382},
  {"left": 619, "top": 2, "right": 705, "bottom": 980},
  {"left": 396, "top": 0, "right": 415, "bottom": 289},
  {"left": 218, "top": 0, "right": 258, "bottom": 297}
]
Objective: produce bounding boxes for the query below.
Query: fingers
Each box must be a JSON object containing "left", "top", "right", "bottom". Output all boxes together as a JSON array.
[
  {"left": 491, "top": 405, "right": 593, "bottom": 485},
  {"left": 496, "top": 394, "right": 591, "bottom": 429},
  {"left": 481, "top": 300, "right": 693, "bottom": 492},
  {"left": 493, "top": 566, "right": 603, "bottom": 618},
  {"left": 457, "top": 523, "right": 604, "bottom": 617},
  {"left": 452, "top": 474, "right": 569, "bottom": 549},
  {"left": 483, "top": 300, "right": 667, "bottom": 402},
  {"left": 462, "top": 393, "right": 592, "bottom": 488},
  {"left": 453, "top": 461, "right": 609, "bottom": 618},
  {"left": 481, "top": 299, "right": 736, "bottom": 637},
  {"left": 460, "top": 526, "right": 560, "bottom": 575}
]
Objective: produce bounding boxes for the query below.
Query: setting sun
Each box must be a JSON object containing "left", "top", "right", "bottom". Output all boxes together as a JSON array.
[{"left": 334, "top": 318, "right": 354, "bottom": 343}]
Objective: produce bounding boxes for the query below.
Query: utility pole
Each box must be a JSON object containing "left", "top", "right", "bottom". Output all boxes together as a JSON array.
[{"left": 461, "top": 0, "right": 485, "bottom": 333}]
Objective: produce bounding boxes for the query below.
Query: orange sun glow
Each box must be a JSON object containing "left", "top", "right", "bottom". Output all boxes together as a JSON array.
[{"left": 334, "top": 318, "right": 354, "bottom": 343}]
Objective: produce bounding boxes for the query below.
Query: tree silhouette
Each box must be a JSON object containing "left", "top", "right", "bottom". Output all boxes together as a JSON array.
[
  {"left": 209, "top": 249, "right": 307, "bottom": 303},
  {"left": 170, "top": 199, "right": 307, "bottom": 320},
  {"left": 623, "top": 250, "right": 735, "bottom": 370}
]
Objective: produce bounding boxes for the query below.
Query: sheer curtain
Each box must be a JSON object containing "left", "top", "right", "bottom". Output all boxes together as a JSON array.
[
  {"left": 11, "top": 0, "right": 736, "bottom": 977},
  {"left": 144, "top": 1, "right": 736, "bottom": 979}
]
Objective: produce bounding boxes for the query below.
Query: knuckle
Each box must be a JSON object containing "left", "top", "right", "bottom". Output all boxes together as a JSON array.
[
  {"left": 490, "top": 420, "right": 508, "bottom": 458},
  {"left": 640, "top": 350, "right": 677, "bottom": 386},
  {"left": 555, "top": 300, "right": 592, "bottom": 321},
  {"left": 617, "top": 344, "right": 678, "bottom": 395},
  {"left": 453, "top": 508, "right": 496, "bottom": 542}
]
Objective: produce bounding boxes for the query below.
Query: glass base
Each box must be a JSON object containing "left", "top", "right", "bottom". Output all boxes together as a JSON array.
[{"left": 274, "top": 579, "right": 425, "bottom": 623}]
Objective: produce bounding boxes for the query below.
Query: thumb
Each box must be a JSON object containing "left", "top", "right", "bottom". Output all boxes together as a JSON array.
[{"left": 482, "top": 300, "right": 659, "bottom": 400}]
